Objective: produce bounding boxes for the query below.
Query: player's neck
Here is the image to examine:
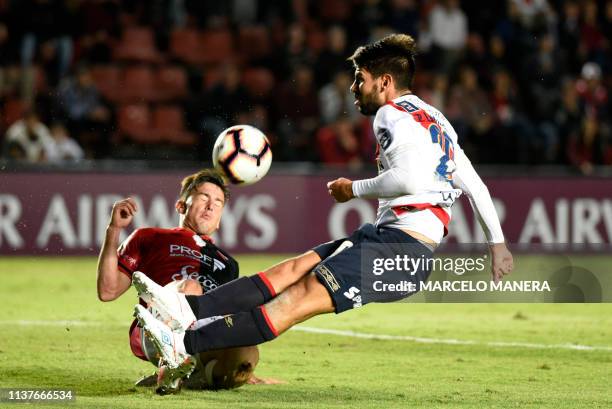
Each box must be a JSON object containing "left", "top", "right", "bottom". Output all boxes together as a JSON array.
[{"left": 384, "top": 88, "right": 413, "bottom": 102}]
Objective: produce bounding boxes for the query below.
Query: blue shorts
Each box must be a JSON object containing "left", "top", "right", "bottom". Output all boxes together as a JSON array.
[{"left": 312, "top": 224, "right": 434, "bottom": 313}]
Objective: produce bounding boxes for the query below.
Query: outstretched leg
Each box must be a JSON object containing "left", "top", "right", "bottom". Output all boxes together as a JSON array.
[
  {"left": 158, "top": 250, "right": 322, "bottom": 319},
  {"left": 183, "top": 272, "right": 334, "bottom": 354}
]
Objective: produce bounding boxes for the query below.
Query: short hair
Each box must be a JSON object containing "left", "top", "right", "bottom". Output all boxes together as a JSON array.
[
  {"left": 179, "top": 169, "right": 230, "bottom": 203},
  {"left": 348, "top": 34, "right": 417, "bottom": 90}
]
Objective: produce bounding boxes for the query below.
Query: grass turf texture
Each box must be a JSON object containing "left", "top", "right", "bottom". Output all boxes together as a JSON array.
[{"left": 1, "top": 255, "right": 611, "bottom": 409}]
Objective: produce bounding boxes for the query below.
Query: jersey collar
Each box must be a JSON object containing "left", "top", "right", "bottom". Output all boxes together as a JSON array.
[{"left": 174, "top": 227, "right": 215, "bottom": 244}]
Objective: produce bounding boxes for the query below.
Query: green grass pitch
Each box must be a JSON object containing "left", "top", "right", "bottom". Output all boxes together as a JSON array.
[{"left": 1, "top": 256, "right": 611, "bottom": 409}]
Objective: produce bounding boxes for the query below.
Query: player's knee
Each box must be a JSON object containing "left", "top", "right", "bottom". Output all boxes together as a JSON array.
[{"left": 179, "top": 279, "right": 203, "bottom": 295}]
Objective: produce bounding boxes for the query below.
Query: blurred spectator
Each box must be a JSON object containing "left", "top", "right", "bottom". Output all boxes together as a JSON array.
[
  {"left": 47, "top": 121, "right": 84, "bottom": 163},
  {"left": 275, "top": 65, "right": 319, "bottom": 161},
  {"left": 0, "top": 21, "right": 20, "bottom": 98},
  {"left": 187, "top": 63, "right": 251, "bottom": 153},
  {"left": 429, "top": 74, "right": 449, "bottom": 111},
  {"left": 272, "top": 23, "right": 315, "bottom": 79},
  {"left": 319, "top": 71, "right": 359, "bottom": 124},
  {"left": 576, "top": 62, "right": 608, "bottom": 119},
  {"left": 15, "top": 0, "right": 75, "bottom": 87},
  {"left": 567, "top": 114, "right": 606, "bottom": 175},
  {"left": 55, "top": 65, "right": 112, "bottom": 158},
  {"left": 383, "top": 0, "right": 419, "bottom": 37},
  {"left": 446, "top": 66, "right": 493, "bottom": 161},
  {"left": 556, "top": 79, "right": 583, "bottom": 162},
  {"left": 489, "top": 69, "right": 535, "bottom": 163},
  {"left": 314, "top": 25, "right": 349, "bottom": 86},
  {"left": 487, "top": 35, "right": 510, "bottom": 73},
  {"left": 510, "top": 0, "right": 553, "bottom": 34},
  {"left": 316, "top": 115, "right": 363, "bottom": 167},
  {"left": 462, "top": 33, "right": 489, "bottom": 85},
  {"left": 524, "top": 33, "right": 561, "bottom": 163},
  {"left": 75, "top": 0, "right": 121, "bottom": 64},
  {"left": 428, "top": 0, "right": 467, "bottom": 75},
  {"left": 3, "top": 110, "right": 54, "bottom": 163},
  {"left": 558, "top": 1, "right": 581, "bottom": 73},
  {"left": 580, "top": 0, "right": 606, "bottom": 67}
]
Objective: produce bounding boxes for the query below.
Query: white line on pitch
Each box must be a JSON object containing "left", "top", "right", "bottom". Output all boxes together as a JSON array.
[
  {"left": 293, "top": 326, "right": 612, "bottom": 352},
  {"left": 5, "top": 320, "right": 611, "bottom": 352}
]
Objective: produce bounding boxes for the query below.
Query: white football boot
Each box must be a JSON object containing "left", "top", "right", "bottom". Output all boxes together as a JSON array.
[
  {"left": 134, "top": 305, "right": 196, "bottom": 394},
  {"left": 132, "top": 271, "right": 196, "bottom": 332}
]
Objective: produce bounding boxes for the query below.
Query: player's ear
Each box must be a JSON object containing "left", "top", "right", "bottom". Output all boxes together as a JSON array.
[
  {"left": 175, "top": 200, "right": 186, "bottom": 214},
  {"left": 381, "top": 73, "right": 392, "bottom": 90}
]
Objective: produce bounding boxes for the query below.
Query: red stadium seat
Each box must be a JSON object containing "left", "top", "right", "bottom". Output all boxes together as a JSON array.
[
  {"left": 90, "top": 65, "right": 121, "bottom": 101},
  {"left": 2, "top": 99, "right": 26, "bottom": 128},
  {"left": 318, "top": 0, "right": 351, "bottom": 21},
  {"left": 238, "top": 26, "right": 271, "bottom": 62},
  {"left": 113, "top": 27, "right": 163, "bottom": 63},
  {"left": 169, "top": 28, "right": 207, "bottom": 65},
  {"left": 156, "top": 66, "right": 188, "bottom": 101},
  {"left": 306, "top": 28, "right": 327, "bottom": 55},
  {"left": 242, "top": 68, "right": 275, "bottom": 99},
  {"left": 200, "top": 30, "right": 235, "bottom": 64},
  {"left": 152, "top": 105, "right": 196, "bottom": 146},
  {"left": 202, "top": 66, "right": 223, "bottom": 90},
  {"left": 117, "top": 104, "right": 159, "bottom": 144},
  {"left": 117, "top": 66, "right": 157, "bottom": 103}
]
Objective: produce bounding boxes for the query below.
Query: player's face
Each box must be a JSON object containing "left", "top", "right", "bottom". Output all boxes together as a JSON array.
[
  {"left": 351, "top": 68, "right": 384, "bottom": 115},
  {"left": 178, "top": 182, "right": 225, "bottom": 236}
]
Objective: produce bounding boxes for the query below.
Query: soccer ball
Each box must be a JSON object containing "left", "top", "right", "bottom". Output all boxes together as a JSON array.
[{"left": 212, "top": 125, "right": 272, "bottom": 185}]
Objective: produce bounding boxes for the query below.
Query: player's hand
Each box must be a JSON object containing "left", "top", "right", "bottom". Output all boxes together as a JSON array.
[
  {"left": 489, "top": 243, "right": 513, "bottom": 283},
  {"left": 327, "top": 178, "right": 354, "bottom": 203},
  {"left": 109, "top": 197, "right": 138, "bottom": 229}
]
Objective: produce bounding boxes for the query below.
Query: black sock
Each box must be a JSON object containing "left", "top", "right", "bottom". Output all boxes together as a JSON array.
[
  {"left": 185, "top": 273, "right": 276, "bottom": 319},
  {"left": 183, "top": 306, "right": 278, "bottom": 354}
]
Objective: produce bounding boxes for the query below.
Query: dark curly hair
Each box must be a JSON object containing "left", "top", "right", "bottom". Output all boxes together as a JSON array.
[{"left": 348, "top": 33, "right": 417, "bottom": 90}]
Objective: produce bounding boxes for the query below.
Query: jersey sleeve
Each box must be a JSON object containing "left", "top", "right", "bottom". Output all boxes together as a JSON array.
[
  {"left": 117, "top": 229, "right": 147, "bottom": 278},
  {"left": 452, "top": 147, "right": 505, "bottom": 244},
  {"left": 352, "top": 105, "right": 429, "bottom": 198}
]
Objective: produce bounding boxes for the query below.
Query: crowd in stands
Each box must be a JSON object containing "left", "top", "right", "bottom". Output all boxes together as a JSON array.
[{"left": 0, "top": 0, "right": 610, "bottom": 173}]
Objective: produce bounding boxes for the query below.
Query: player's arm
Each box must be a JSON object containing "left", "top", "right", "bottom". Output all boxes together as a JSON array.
[
  {"left": 452, "top": 148, "right": 513, "bottom": 282},
  {"left": 328, "top": 116, "right": 426, "bottom": 202},
  {"left": 96, "top": 198, "right": 137, "bottom": 301}
]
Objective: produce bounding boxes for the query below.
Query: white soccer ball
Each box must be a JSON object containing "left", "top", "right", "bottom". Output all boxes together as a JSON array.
[{"left": 212, "top": 125, "right": 272, "bottom": 185}]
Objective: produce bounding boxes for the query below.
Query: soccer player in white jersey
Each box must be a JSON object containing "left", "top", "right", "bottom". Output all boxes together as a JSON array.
[{"left": 131, "top": 34, "right": 514, "bottom": 381}]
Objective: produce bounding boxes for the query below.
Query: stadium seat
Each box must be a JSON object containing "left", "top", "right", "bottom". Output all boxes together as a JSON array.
[
  {"left": 156, "top": 66, "right": 188, "bottom": 101},
  {"left": 90, "top": 65, "right": 121, "bottom": 101},
  {"left": 242, "top": 68, "right": 275, "bottom": 99},
  {"left": 117, "top": 103, "right": 160, "bottom": 144},
  {"left": 238, "top": 26, "right": 271, "bottom": 62},
  {"left": 169, "top": 28, "right": 207, "bottom": 65},
  {"left": 113, "top": 27, "right": 163, "bottom": 63},
  {"left": 200, "top": 30, "right": 235, "bottom": 64},
  {"left": 2, "top": 98, "right": 26, "bottom": 128},
  {"left": 318, "top": 0, "right": 351, "bottom": 21},
  {"left": 306, "top": 28, "right": 327, "bottom": 55},
  {"left": 151, "top": 105, "right": 197, "bottom": 146},
  {"left": 117, "top": 66, "right": 157, "bottom": 103},
  {"left": 202, "top": 66, "right": 223, "bottom": 90}
]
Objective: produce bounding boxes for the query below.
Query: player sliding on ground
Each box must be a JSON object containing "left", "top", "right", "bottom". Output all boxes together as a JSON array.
[
  {"left": 97, "top": 169, "right": 278, "bottom": 394},
  {"left": 133, "top": 34, "right": 514, "bottom": 386}
]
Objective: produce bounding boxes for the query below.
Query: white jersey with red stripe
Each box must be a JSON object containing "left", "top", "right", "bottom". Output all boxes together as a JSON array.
[{"left": 352, "top": 94, "right": 505, "bottom": 245}]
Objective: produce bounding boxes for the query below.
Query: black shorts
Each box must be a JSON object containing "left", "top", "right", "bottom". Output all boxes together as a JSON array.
[{"left": 312, "top": 223, "right": 434, "bottom": 313}]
